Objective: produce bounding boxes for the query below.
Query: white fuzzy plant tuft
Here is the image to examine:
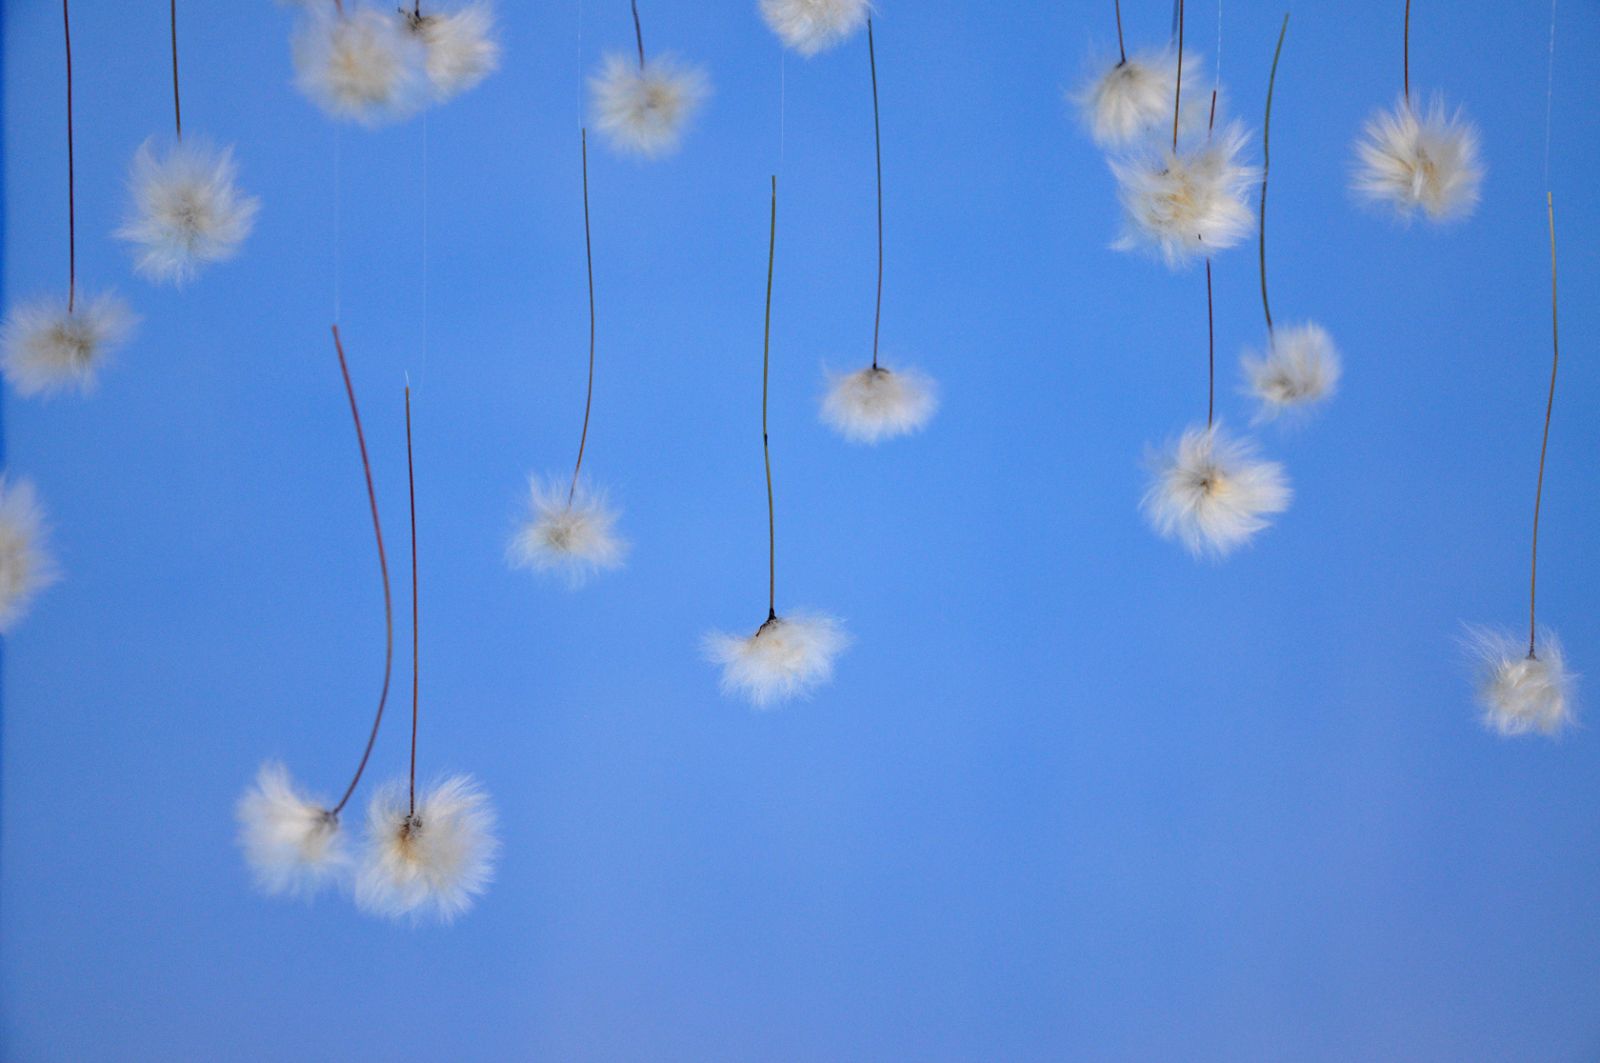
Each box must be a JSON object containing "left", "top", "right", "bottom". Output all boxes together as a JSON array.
[
  {"left": 1074, "top": 50, "right": 1186, "bottom": 149},
  {"left": 0, "top": 292, "right": 137, "bottom": 398},
  {"left": 355, "top": 775, "right": 498, "bottom": 923},
  {"left": 117, "top": 138, "right": 260, "bottom": 286},
  {"left": 589, "top": 53, "right": 709, "bottom": 159},
  {"left": 1241, "top": 322, "right": 1342, "bottom": 422},
  {"left": 704, "top": 612, "right": 849, "bottom": 709},
  {"left": 1465, "top": 628, "right": 1576, "bottom": 738},
  {"left": 1352, "top": 95, "right": 1483, "bottom": 224},
  {"left": 406, "top": 2, "right": 501, "bottom": 101},
  {"left": 0, "top": 476, "right": 59, "bottom": 634},
  {"left": 1112, "top": 121, "right": 1258, "bottom": 268},
  {"left": 508, "top": 476, "right": 627, "bottom": 587},
  {"left": 820, "top": 364, "right": 938, "bottom": 444},
  {"left": 292, "top": 7, "right": 427, "bottom": 126},
  {"left": 759, "top": 0, "right": 871, "bottom": 57},
  {"left": 1142, "top": 422, "right": 1291, "bottom": 558},
  {"left": 236, "top": 762, "right": 349, "bottom": 898}
]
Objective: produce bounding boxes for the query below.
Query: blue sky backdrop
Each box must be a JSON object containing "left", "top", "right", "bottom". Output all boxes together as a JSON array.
[{"left": 4, "top": 0, "right": 1600, "bottom": 1059}]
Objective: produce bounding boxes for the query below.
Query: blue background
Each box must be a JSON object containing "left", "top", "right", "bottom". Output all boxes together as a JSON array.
[{"left": 4, "top": 1, "right": 1600, "bottom": 1059}]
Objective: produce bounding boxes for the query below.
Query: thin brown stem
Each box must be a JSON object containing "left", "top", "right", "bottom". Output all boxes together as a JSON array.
[
  {"left": 328, "top": 326, "right": 396, "bottom": 817},
  {"left": 762, "top": 176, "right": 778, "bottom": 622},
  {"left": 1403, "top": 0, "right": 1411, "bottom": 101},
  {"left": 405, "top": 386, "right": 420, "bottom": 815},
  {"left": 1114, "top": 0, "right": 1127, "bottom": 64},
  {"left": 170, "top": 0, "right": 182, "bottom": 140},
  {"left": 569, "top": 130, "right": 598, "bottom": 506},
  {"left": 63, "top": 0, "right": 76, "bottom": 312},
  {"left": 1528, "top": 193, "right": 1560, "bottom": 658},
  {"left": 1259, "top": 14, "right": 1288, "bottom": 335},
  {"left": 868, "top": 17, "right": 884, "bottom": 370},
  {"left": 1205, "top": 259, "right": 1215, "bottom": 427},
  {"left": 1171, "top": 0, "right": 1185, "bottom": 151},
  {"left": 631, "top": 0, "right": 645, "bottom": 68}
]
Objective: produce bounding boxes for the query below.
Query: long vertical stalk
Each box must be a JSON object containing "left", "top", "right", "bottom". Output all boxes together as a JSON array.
[
  {"left": 762, "top": 177, "right": 778, "bottom": 622},
  {"left": 1527, "top": 193, "right": 1560, "bottom": 658},
  {"left": 868, "top": 18, "right": 885, "bottom": 370},
  {"left": 405, "top": 386, "right": 420, "bottom": 815},
  {"left": 569, "top": 130, "right": 598, "bottom": 505},
  {"left": 1258, "top": 14, "right": 1289, "bottom": 335},
  {"left": 63, "top": 0, "right": 76, "bottom": 312}
]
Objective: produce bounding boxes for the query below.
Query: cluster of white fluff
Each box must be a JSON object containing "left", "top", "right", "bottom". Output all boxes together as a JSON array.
[
  {"left": 508, "top": 476, "right": 627, "bottom": 588},
  {"left": 1465, "top": 628, "right": 1576, "bottom": 738},
  {"left": 1112, "top": 121, "right": 1258, "bottom": 267},
  {"left": 407, "top": 3, "right": 502, "bottom": 101},
  {"left": 1351, "top": 95, "right": 1483, "bottom": 224},
  {"left": 236, "top": 762, "right": 349, "bottom": 899},
  {"left": 0, "top": 476, "right": 59, "bottom": 634},
  {"left": 117, "top": 138, "right": 260, "bottom": 286},
  {"left": 820, "top": 364, "right": 938, "bottom": 444},
  {"left": 355, "top": 775, "right": 499, "bottom": 924},
  {"left": 1142, "top": 423, "right": 1291, "bottom": 559},
  {"left": 704, "top": 612, "right": 849, "bottom": 709},
  {"left": 589, "top": 54, "right": 710, "bottom": 159},
  {"left": 1075, "top": 52, "right": 1180, "bottom": 148},
  {"left": 760, "top": 0, "right": 871, "bottom": 57},
  {"left": 1241, "top": 323, "right": 1342, "bottom": 422},
  {"left": 0, "top": 292, "right": 137, "bottom": 398}
]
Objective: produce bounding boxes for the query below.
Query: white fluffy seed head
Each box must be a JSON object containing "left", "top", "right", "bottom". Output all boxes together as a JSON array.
[
  {"left": 703, "top": 612, "right": 849, "bottom": 709},
  {"left": 0, "top": 476, "right": 59, "bottom": 634},
  {"left": 1074, "top": 51, "right": 1182, "bottom": 148},
  {"left": 1112, "top": 121, "right": 1258, "bottom": 268},
  {"left": 236, "top": 762, "right": 349, "bottom": 899},
  {"left": 355, "top": 775, "right": 498, "bottom": 923},
  {"left": 508, "top": 476, "right": 628, "bottom": 588},
  {"left": 117, "top": 138, "right": 260, "bottom": 286},
  {"left": 1352, "top": 95, "right": 1483, "bottom": 224},
  {"left": 0, "top": 292, "right": 137, "bottom": 398},
  {"left": 759, "top": 0, "right": 871, "bottom": 57},
  {"left": 292, "top": 7, "right": 428, "bottom": 126},
  {"left": 820, "top": 364, "right": 938, "bottom": 444},
  {"left": 407, "top": 3, "right": 501, "bottom": 101},
  {"left": 1242, "top": 322, "right": 1342, "bottom": 422},
  {"left": 1465, "top": 627, "right": 1576, "bottom": 737},
  {"left": 589, "top": 53, "right": 709, "bottom": 159},
  {"left": 1142, "top": 422, "right": 1291, "bottom": 559}
]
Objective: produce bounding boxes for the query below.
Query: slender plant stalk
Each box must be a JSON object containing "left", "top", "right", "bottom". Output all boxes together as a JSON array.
[
  {"left": 1258, "top": 14, "right": 1289, "bottom": 335},
  {"left": 762, "top": 176, "right": 778, "bottom": 623},
  {"left": 569, "top": 130, "right": 598, "bottom": 505},
  {"left": 1205, "top": 260, "right": 1215, "bottom": 427},
  {"left": 63, "top": 0, "right": 76, "bottom": 313},
  {"left": 328, "top": 325, "right": 396, "bottom": 817},
  {"left": 1171, "top": 0, "right": 1185, "bottom": 151},
  {"left": 867, "top": 18, "right": 885, "bottom": 371},
  {"left": 170, "top": 0, "right": 183, "bottom": 140},
  {"left": 1402, "top": 0, "right": 1411, "bottom": 101},
  {"left": 1114, "top": 0, "right": 1127, "bottom": 64},
  {"left": 1528, "top": 193, "right": 1561, "bottom": 659},
  {"left": 631, "top": 0, "right": 646, "bottom": 68},
  {"left": 405, "top": 386, "right": 420, "bottom": 815}
]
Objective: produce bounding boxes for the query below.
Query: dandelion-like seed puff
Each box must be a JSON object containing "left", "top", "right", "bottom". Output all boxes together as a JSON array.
[
  {"left": 509, "top": 476, "right": 628, "bottom": 587},
  {"left": 404, "top": 1, "right": 501, "bottom": 102},
  {"left": 355, "top": 775, "right": 499, "bottom": 923},
  {"left": 1242, "top": 323, "right": 1340, "bottom": 421},
  {"left": 1352, "top": 95, "right": 1482, "bottom": 223},
  {"left": 292, "top": 6, "right": 427, "bottom": 126},
  {"left": 1076, "top": 50, "right": 1183, "bottom": 149},
  {"left": 590, "top": 53, "right": 708, "bottom": 158},
  {"left": 0, "top": 476, "right": 60, "bottom": 634},
  {"left": 1466, "top": 628, "right": 1575, "bottom": 738},
  {"left": 0, "top": 293, "right": 137, "bottom": 398},
  {"left": 1111, "top": 120, "right": 1257, "bottom": 268},
  {"left": 1142, "top": 423, "right": 1291, "bottom": 559},
  {"left": 760, "top": 0, "right": 870, "bottom": 57},
  {"left": 236, "top": 762, "right": 350, "bottom": 898},
  {"left": 118, "top": 138, "right": 260, "bottom": 286}
]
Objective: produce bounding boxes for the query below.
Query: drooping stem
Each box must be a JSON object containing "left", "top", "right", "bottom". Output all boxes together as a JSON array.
[
  {"left": 170, "top": 0, "right": 183, "bottom": 139},
  {"left": 867, "top": 17, "right": 884, "bottom": 371},
  {"left": 1114, "top": 0, "right": 1127, "bottom": 64},
  {"left": 1402, "top": 0, "right": 1411, "bottom": 101},
  {"left": 762, "top": 176, "right": 778, "bottom": 623},
  {"left": 328, "top": 325, "right": 396, "bottom": 817},
  {"left": 1528, "top": 193, "right": 1561, "bottom": 659},
  {"left": 405, "top": 386, "right": 420, "bottom": 815},
  {"left": 1171, "top": 0, "right": 1185, "bottom": 151},
  {"left": 1258, "top": 14, "right": 1288, "bottom": 335},
  {"left": 63, "top": 0, "right": 76, "bottom": 313},
  {"left": 630, "top": 0, "right": 645, "bottom": 68},
  {"left": 1205, "top": 259, "right": 1215, "bottom": 427},
  {"left": 569, "top": 129, "right": 598, "bottom": 506}
]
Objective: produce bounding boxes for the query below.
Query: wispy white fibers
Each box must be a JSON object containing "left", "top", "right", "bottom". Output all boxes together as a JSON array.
[
  {"left": 292, "top": 6, "right": 427, "bottom": 126},
  {"left": 820, "top": 364, "right": 937, "bottom": 444},
  {"left": 1352, "top": 95, "right": 1483, "bottom": 223},
  {"left": 1142, "top": 422, "right": 1291, "bottom": 558},
  {"left": 406, "top": 2, "right": 501, "bottom": 101},
  {"left": 1241, "top": 322, "right": 1341, "bottom": 422},
  {"left": 117, "top": 138, "right": 260, "bottom": 286},
  {"left": 508, "top": 476, "right": 627, "bottom": 587},
  {"left": 0, "top": 476, "right": 59, "bottom": 634},
  {"left": 759, "top": 0, "right": 871, "bottom": 57},
  {"left": 0, "top": 292, "right": 137, "bottom": 398},
  {"left": 704, "top": 612, "right": 849, "bottom": 709},
  {"left": 1112, "top": 121, "right": 1258, "bottom": 267},
  {"left": 236, "top": 762, "right": 349, "bottom": 898},
  {"left": 589, "top": 53, "right": 709, "bottom": 159},
  {"left": 1074, "top": 50, "right": 1214, "bottom": 149},
  {"left": 1465, "top": 627, "right": 1576, "bottom": 737},
  {"left": 355, "top": 775, "right": 498, "bottom": 923}
]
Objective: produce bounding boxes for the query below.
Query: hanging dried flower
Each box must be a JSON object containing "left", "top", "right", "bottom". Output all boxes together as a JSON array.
[
  {"left": 1466, "top": 628, "right": 1575, "bottom": 737},
  {"left": 292, "top": 7, "right": 427, "bottom": 126},
  {"left": 1241, "top": 323, "right": 1341, "bottom": 422},
  {"left": 1352, "top": 95, "right": 1482, "bottom": 223},
  {"left": 1075, "top": 51, "right": 1186, "bottom": 148},
  {"left": 236, "top": 762, "right": 350, "bottom": 898},
  {"left": 0, "top": 293, "right": 137, "bottom": 398},
  {"left": 404, "top": 1, "right": 501, "bottom": 101},
  {"left": 590, "top": 53, "right": 709, "bottom": 158},
  {"left": 704, "top": 612, "right": 850, "bottom": 710},
  {"left": 759, "top": 0, "right": 870, "bottom": 57},
  {"left": 0, "top": 476, "right": 59, "bottom": 634},
  {"left": 821, "top": 364, "right": 937, "bottom": 444},
  {"left": 1111, "top": 122, "right": 1257, "bottom": 267},
  {"left": 1142, "top": 422, "right": 1291, "bottom": 558},
  {"left": 508, "top": 476, "right": 628, "bottom": 587},
  {"left": 355, "top": 775, "right": 499, "bottom": 922},
  {"left": 117, "top": 138, "right": 260, "bottom": 286}
]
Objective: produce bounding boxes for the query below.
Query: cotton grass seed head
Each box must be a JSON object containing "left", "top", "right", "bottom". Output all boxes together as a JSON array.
[
  {"left": 1112, "top": 121, "right": 1258, "bottom": 267},
  {"left": 1074, "top": 50, "right": 1187, "bottom": 149},
  {"left": 1352, "top": 95, "right": 1483, "bottom": 224},
  {"left": 704, "top": 612, "right": 849, "bottom": 709},
  {"left": 0, "top": 476, "right": 59, "bottom": 634},
  {"left": 355, "top": 775, "right": 498, "bottom": 924},
  {"left": 0, "top": 292, "right": 137, "bottom": 398},
  {"left": 1242, "top": 322, "right": 1342, "bottom": 422},
  {"left": 820, "top": 364, "right": 938, "bottom": 444},
  {"left": 1142, "top": 422, "right": 1291, "bottom": 558},
  {"left": 1465, "top": 627, "right": 1576, "bottom": 738},
  {"left": 589, "top": 53, "right": 709, "bottom": 159},
  {"left": 508, "top": 476, "right": 627, "bottom": 588},
  {"left": 292, "top": 7, "right": 428, "bottom": 126},
  {"left": 118, "top": 138, "right": 260, "bottom": 286},
  {"left": 405, "top": 2, "right": 501, "bottom": 101},
  {"left": 236, "top": 762, "right": 349, "bottom": 899},
  {"left": 759, "top": 0, "right": 871, "bottom": 57}
]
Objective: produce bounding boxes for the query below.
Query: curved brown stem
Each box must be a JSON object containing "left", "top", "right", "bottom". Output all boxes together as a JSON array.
[
  {"left": 1403, "top": 0, "right": 1411, "bottom": 101},
  {"left": 762, "top": 176, "right": 778, "bottom": 622},
  {"left": 1528, "top": 193, "right": 1560, "bottom": 658},
  {"left": 1171, "top": 0, "right": 1185, "bottom": 151},
  {"left": 1205, "top": 259, "right": 1215, "bottom": 428},
  {"left": 171, "top": 0, "right": 183, "bottom": 140},
  {"left": 630, "top": 0, "right": 645, "bottom": 68},
  {"left": 1259, "top": 14, "right": 1288, "bottom": 335},
  {"left": 63, "top": 0, "right": 76, "bottom": 312},
  {"left": 1114, "top": 0, "right": 1127, "bottom": 64},
  {"left": 569, "top": 130, "right": 598, "bottom": 505},
  {"left": 405, "top": 386, "right": 420, "bottom": 815},
  {"left": 868, "top": 18, "right": 884, "bottom": 370}
]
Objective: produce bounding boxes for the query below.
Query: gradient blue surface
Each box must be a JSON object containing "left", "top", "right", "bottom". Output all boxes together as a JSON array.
[{"left": 4, "top": 1, "right": 1600, "bottom": 1059}]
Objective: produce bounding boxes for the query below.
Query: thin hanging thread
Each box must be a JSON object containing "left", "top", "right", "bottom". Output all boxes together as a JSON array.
[
  {"left": 405, "top": 385, "right": 421, "bottom": 815},
  {"left": 170, "top": 0, "right": 182, "bottom": 139},
  {"left": 867, "top": 18, "right": 885, "bottom": 370},
  {"left": 333, "top": 127, "right": 342, "bottom": 321},
  {"left": 328, "top": 326, "right": 396, "bottom": 817},
  {"left": 1205, "top": 261, "right": 1215, "bottom": 427},
  {"left": 1171, "top": 0, "right": 1185, "bottom": 150},
  {"left": 63, "top": 0, "right": 76, "bottom": 313},
  {"left": 418, "top": 111, "right": 430, "bottom": 394},
  {"left": 762, "top": 176, "right": 779, "bottom": 623},
  {"left": 1402, "top": 0, "right": 1411, "bottom": 101},
  {"left": 569, "top": 129, "right": 598, "bottom": 504},
  {"left": 630, "top": 0, "right": 646, "bottom": 67},
  {"left": 1257, "top": 14, "right": 1289, "bottom": 335},
  {"left": 1542, "top": 0, "right": 1556, "bottom": 187},
  {"left": 1113, "top": 0, "right": 1126, "bottom": 64}
]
